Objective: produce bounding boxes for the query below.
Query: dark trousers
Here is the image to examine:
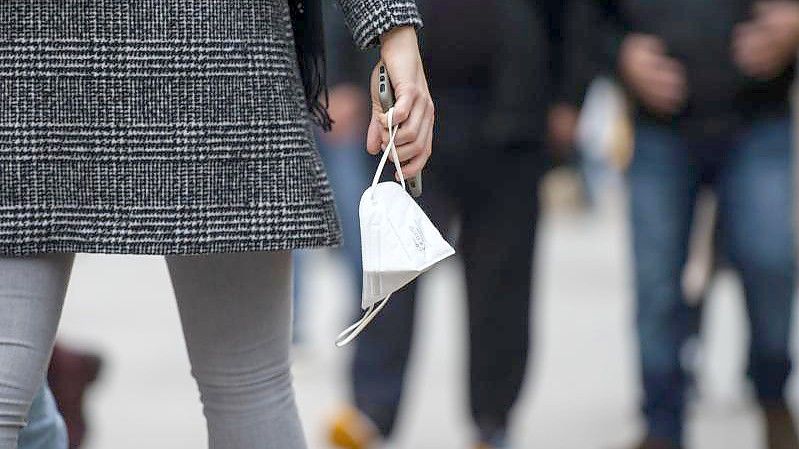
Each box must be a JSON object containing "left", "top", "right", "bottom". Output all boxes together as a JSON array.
[
  {"left": 629, "top": 117, "right": 796, "bottom": 446},
  {"left": 351, "top": 92, "right": 543, "bottom": 440}
]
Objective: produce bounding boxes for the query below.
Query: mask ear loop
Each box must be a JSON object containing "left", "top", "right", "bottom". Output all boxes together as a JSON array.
[
  {"left": 370, "top": 107, "right": 405, "bottom": 192},
  {"left": 335, "top": 293, "right": 392, "bottom": 347},
  {"left": 337, "top": 109, "right": 406, "bottom": 347}
]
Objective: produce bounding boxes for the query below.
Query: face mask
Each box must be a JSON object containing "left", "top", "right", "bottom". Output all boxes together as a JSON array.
[{"left": 335, "top": 109, "right": 455, "bottom": 347}]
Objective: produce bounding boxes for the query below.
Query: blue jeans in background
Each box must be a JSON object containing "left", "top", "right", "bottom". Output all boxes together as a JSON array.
[
  {"left": 18, "top": 384, "right": 67, "bottom": 449},
  {"left": 628, "top": 117, "right": 796, "bottom": 446}
]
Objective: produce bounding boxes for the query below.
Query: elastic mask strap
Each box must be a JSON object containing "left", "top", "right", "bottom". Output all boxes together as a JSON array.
[
  {"left": 335, "top": 293, "right": 392, "bottom": 347},
  {"left": 342, "top": 110, "right": 405, "bottom": 347},
  {"left": 370, "top": 107, "right": 405, "bottom": 190}
]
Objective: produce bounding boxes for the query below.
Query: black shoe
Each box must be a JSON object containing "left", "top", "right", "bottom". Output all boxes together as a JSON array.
[
  {"left": 628, "top": 437, "right": 681, "bottom": 449},
  {"left": 765, "top": 405, "right": 799, "bottom": 449}
]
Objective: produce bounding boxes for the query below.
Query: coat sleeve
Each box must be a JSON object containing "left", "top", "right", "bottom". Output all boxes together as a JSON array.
[{"left": 336, "top": 0, "right": 422, "bottom": 50}]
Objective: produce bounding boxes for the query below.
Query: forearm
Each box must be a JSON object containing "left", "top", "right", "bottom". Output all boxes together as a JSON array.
[{"left": 336, "top": 0, "right": 422, "bottom": 50}]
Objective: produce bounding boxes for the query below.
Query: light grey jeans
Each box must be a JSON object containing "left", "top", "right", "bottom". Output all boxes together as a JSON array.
[{"left": 0, "top": 251, "right": 307, "bottom": 449}]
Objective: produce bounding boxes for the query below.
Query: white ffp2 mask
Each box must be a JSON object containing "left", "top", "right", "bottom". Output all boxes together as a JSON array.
[{"left": 335, "top": 108, "right": 455, "bottom": 347}]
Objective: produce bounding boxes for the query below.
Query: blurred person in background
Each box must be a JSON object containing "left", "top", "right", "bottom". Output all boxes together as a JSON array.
[
  {"left": 17, "top": 386, "right": 67, "bottom": 449},
  {"left": 581, "top": 1, "right": 799, "bottom": 448},
  {"left": 293, "top": 2, "right": 374, "bottom": 344},
  {"left": 47, "top": 344, "right": 101, "bottom": 449},
  {"left": 0, "top": 1, "right": 434, "bottom": 449},
  {"left": 14, "top": 342, "right": 102, "bottom": 449},
  {"left": 328, "top": 1, "right": 591, "bottom": 448}
]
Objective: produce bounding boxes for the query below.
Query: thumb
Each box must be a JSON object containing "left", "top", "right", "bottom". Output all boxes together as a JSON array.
[
  {"left": 366, "top": 64, "right": 385, "bottom": 155},
  {"left": 366, "top": 111, "right": 383, "bottom": 155}
]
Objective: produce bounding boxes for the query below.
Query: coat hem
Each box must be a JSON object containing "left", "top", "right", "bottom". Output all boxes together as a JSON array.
[{"left": 0, "top": 234, "right": 343, "bottom": 257}]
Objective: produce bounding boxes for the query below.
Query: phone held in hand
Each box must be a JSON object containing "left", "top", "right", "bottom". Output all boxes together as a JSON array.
[{"left": 377, "top": 61, "right": 423, "bottom": 198}]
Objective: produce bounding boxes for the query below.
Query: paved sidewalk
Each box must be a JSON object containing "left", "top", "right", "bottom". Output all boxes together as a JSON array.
[{"left": 56, "top": 192, "right": 794, "bottom": 449}]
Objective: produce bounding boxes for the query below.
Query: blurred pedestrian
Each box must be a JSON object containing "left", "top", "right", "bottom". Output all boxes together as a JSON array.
[
  {"left": 293, "top": 2, "right": 375, "bottom": 344},
  {"left": 0, "top": 1, "right": 434, "bottom": 449},
  {"left": 47, "top": 344, "right": 102, "bottom": 449},
  {"left": 582, "top": 1, "right": 799, "bottom": 448},
  {"left": 328, "top": 1, "right": 589, "bottom": 448},
  {"left": 17, "top": 385, "right": 67, "bottom": 449},
  {"left": 14, "top": 344, "right": 101, "bottom": 449}
]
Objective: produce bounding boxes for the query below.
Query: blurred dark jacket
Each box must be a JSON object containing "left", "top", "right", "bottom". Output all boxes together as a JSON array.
[
  {"left": 324, "top": 1, "right": 376, "bottom": 87},
  {"left": 417, "top": 0, "right": 593, "bottom": 153},
  {"left": 323, "top": 0, "right": 593, "bottom": 153},
  {"left": 580, "top": 0, "right": 796, "bottom": 138}
]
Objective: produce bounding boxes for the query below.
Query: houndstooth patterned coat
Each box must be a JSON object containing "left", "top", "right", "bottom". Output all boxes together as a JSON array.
[{"left": 0, "top": 0, "right": 421, "bottom": 255}]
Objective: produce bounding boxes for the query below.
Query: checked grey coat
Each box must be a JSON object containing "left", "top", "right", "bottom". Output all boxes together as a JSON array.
[{"left": 0, "top": 0, "right": 421, "bottom": 255}]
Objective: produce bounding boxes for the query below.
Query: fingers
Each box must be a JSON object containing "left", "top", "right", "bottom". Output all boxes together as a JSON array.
[
  {"left": 734, "top": 1, "right": 799, "bottom": 79},
  {"left": 376, "top": 84, "right": 422, "bottom": 130},
  {"left": 394, "top": 105, "right": 434, "bottom": 180},
  {"left": 365, "top": 115, "right": 383, "bottom": 155},
  {"left": 639, "top": 56, "right": 686, "bottom": 114},
  {"left": 389, "top": 100, "right": 433, "bottom": 165},
  {"left": 386, "top": 85, "right": 414, "bottom": 125},
  {"left": 391, "top": 99, "right": 424, "bottom": 147},
  {"left": 397, "top": 140, "right": 431, "bottom": 179},
  {"left": 734, "top": 21, "right": 780, "bottom": 78},
  {"left": 620, "top": 33, "right": 687, "bottom": 115},
  {"left": 377, "top": 95, "right": 419, "bottom": 146},
  {"left": 366, "top": 64, "right": 385, "bottom": 155},
  {"left": 371, "top": 86, "right": 432, "bottom": 159}
]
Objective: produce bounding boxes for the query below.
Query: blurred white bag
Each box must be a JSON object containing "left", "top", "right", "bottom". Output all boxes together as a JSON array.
[
  {"left": 577, "top": 76, "right": 630, "bottom": 168},
  {"left": 335, "top": 109, "right": 455, "bottom": 347}
]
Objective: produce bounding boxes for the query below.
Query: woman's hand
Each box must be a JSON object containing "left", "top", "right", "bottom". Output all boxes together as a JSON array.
[{"left": 366, "top": 26, "right": 434, "bottom": 180}]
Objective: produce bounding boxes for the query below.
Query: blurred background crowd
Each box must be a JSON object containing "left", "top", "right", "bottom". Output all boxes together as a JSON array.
[{"left": 38, "top": 0, "right": 799, "bottom": 448}]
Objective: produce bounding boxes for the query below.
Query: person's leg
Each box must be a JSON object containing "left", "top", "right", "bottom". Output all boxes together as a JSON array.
[
  {"left": 628, "top": 123, "right": 700, "bottom": 448},
  {"left": 0, "top": 253, "right": 74, "bottom": 449},
  {"left": 18, "top": 384, "right": 67, "bottom": 449},
  {"left": 165, "top": 251, "right": 306, "bottom": 449},
  {"left": 350, "top": 282, "right": 417, "bottom": 437},
  {"left": 458, "top": 149, "right": 541, "bottom": 446},
  {"left": 347, "top": 149, "right": 419, "bottom": 438},
  {"left": 350, "top": 177, "right": 454, "bottom": 438},
  {"left": 717, "top": 118, "right": 795, "bottom": 436}
]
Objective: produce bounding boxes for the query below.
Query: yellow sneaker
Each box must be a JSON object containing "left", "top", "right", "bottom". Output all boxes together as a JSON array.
[
  {"left": 328, "top": 406, "right": 381, "bottom": 449},
  {"left": 474, "top": 436, "right": 508, "bottom": 449}
]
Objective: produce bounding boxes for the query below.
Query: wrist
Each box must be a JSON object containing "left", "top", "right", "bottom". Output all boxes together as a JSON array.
[{"left": 379, "top": 26, "right": 419, "bottom": 60}]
